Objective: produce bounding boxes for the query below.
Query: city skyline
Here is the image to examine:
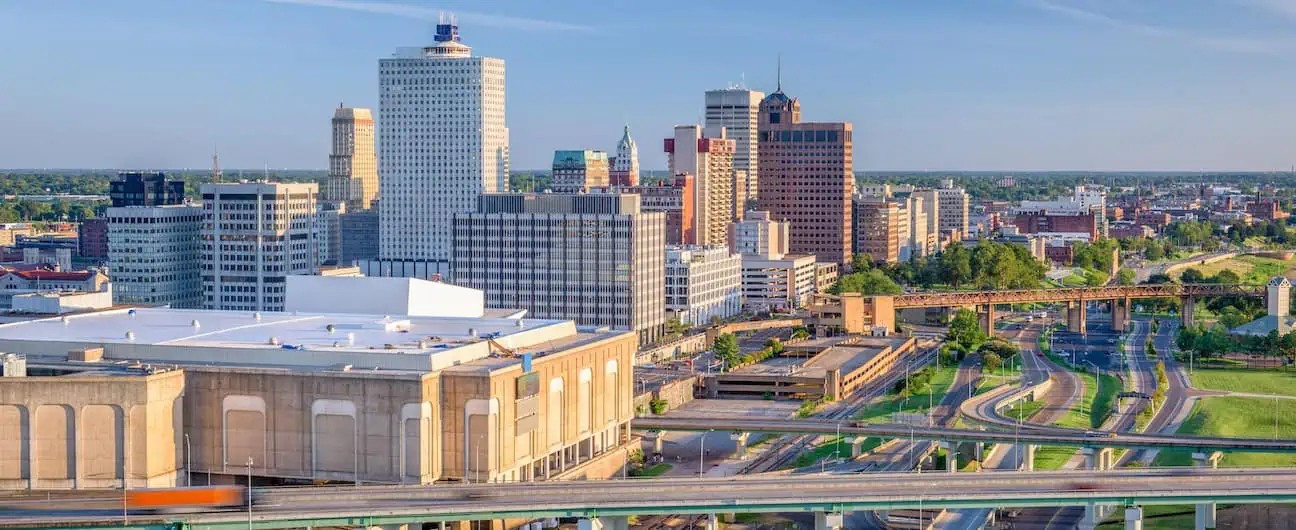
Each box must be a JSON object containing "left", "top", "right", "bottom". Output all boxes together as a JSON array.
[{"left": 5, "top": 0, "right": 1296, "bottom": 171}]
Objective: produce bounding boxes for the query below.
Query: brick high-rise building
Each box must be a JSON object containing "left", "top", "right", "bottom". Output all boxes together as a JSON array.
[
  {"left": 852, "top": 198, "right": 904, "bottom": 264},
  {"left": 551, "top": 150, "right": 609, "bottom": 193},
  {"left": 77, "top": 218, "right": 108, "bottom": 259},
  {"left": 666, "top": 125, "right": 737, "bottom": 247},
  {"left": 756, "top": 86, "right": 853, "bottom": 265},
  {"left": 324, "top": 106, "right": 378, "bottom": 211}
]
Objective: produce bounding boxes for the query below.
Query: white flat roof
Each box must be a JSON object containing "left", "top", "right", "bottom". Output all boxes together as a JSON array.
[{"left": 0, "top": 307, "right": 586, "bottom": 372}]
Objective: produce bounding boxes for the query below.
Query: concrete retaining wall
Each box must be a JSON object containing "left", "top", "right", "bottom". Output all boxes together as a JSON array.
[
  {"left": 635, "top": 334, "right": 707, "bottom": 365},
  {"left": 992, "top": 377, "right": 1055, "bottom": 414},
  {"left": 633, "top": 375, "right": 701, "bottom": 416},
  {"left": 1164, "top": 252, "right": 1237, "bottom": 277}
]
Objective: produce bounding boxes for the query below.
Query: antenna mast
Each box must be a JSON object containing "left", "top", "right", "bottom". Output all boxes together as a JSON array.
[{"left": 212, "top": 148, "right": 223, "bottom": 183}]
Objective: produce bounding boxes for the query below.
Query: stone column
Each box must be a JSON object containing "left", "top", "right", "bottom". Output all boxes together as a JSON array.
[
  {"left": 1182, "top": 296, "right": 1196, "bottom": 328},
  {"left": 979, "top": 304, "right": 996, "bottom": 337},
  {"left": 578, "top": 517, "right": 628, "bottom": 530},
  {"left": 850, "top": 436, "right": 869, "bottom": 458},
  {"left": 1194, "top": 451, "right": 1222, "bottom": 530},
  {"left": 1022, "top": 444, "right": 1036, "bottom": 472},
  {"left": 730, "top": 431, "right": 750, "bottom": 454},
  {"left": 705, "top": 513, "right": 718, "bottom": 530},
  {"left": 652, "top": 431, "right": 667, "bottom": 454},
  {"left": 1080, "top": 504, "right": 1101, "bottom": 530},
  {"left": 1068, "top": 300, "right": 1088, "bottom": 333},
  {"left": 1082, "top": 447, "right": 1113, "bottom": 471},
  {"left": 975, "top": 442, "right": 985, "bottom": 471},
  {"left": 814, "top": 511, "right": 844, "bottom": 530},
  {"left": 940, "top": 441, "right": 958, "bottom": 472},
  {"left": 1112, "top": 297, "right": 1129, "bottom": 332}
]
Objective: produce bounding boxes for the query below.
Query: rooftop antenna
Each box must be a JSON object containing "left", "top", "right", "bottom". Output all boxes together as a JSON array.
[
  {"left": 740, "top": 72, "right": 746, "bottom": 90},
  {"left": 263, "top": 163, "right": 269, "bottom": 182},
  {"left": 212, "top": 147, "right": 222, "bottom": 183},
  {"left": 776, "top": 53, "right": 782, "bottom": 92}
]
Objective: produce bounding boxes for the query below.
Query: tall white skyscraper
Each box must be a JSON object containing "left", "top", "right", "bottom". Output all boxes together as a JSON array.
[
  {"left": 705, "top": 87, "right": 763, "bottom": 204},
  {"left": 367, "top": 17, "right": 508, "bottom": 280}
]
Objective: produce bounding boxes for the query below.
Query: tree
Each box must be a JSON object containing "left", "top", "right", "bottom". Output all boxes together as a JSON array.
[
  {"left": 947, "top": 308, "right": 986, "bottom": 350},
  {"left": 765, "top": 338, "right": 785, "bottom": 356},
  {"left": 711, "top": 333, "right": 740, "bottom": 369},
  {"left": 1213, "top": 269, "right": 1241, "bottom": 285},
  {"left": 1116, "top": 268, "right": 1136, "bottom": 286},
  {"left": 977, "top": 338, "right": 1021, "bottom": 360},
  {"left": 1181, "top": 268, "right": 1206, "bottom": 283},
  {"left": 663, "top": 317, "right": 686, "bottom": 339},
  {"left": 941, "top": 243, "right": 973, "bottom": 288},
  {"left": 981, "top": 351, "right": 1003, "bottom": 373},
  {"left": 1144, "top": 244, "right": 1165, "bottom": 261},
  {"left": 851, "top": 253, "right": 874, "bottom": 272},
  {"left": 828, "top": 269, "right": 903, "bottom": 296}
]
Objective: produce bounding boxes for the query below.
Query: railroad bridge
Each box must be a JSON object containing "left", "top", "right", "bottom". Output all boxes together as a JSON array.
[{"left": 810, "top": 283, "right": 1267, "bottom": 336}]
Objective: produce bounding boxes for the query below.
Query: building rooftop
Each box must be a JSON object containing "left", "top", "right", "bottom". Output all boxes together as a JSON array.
[{"left": 0, "top": 307, "right": 612, "bottom": 373}]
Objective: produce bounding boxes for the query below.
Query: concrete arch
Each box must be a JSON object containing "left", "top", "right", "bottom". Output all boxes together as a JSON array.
[
  {"left": 577, "top": 368, "right": 593, "bottom": 435},
  {"left": 604, "top": 359, "right": 620, "bottom": 428},
  {"left": 311, "top": 399, "right": 357, "bottom": 478},
  {"left": 222, "top": 395, "right": 266, "bottom": 472},
  {"left": 33, "top": 404, "right": 75, "bottom": 485},
  {"left": 0, "top": 404, "right": 30, "bottom": 484}
]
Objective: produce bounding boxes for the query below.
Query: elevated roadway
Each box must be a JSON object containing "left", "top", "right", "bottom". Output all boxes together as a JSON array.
[
  {"left": 892, "top": 283, "right": 1263, "bottom": 308},
  {"left": 4, "top": 469, "right": 1296, "bottom": 530},
  {"left": 634, "top": 416, "right": 1296, "bottom": 455}
]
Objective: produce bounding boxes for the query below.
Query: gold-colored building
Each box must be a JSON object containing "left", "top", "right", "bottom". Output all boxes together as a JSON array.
[{"left": 325, "top": 106, "right": 378, "bottom": 210}]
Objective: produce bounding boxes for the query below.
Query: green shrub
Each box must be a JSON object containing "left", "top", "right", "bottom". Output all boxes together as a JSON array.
[{"left": 650, "top": 399, "right": 668, "bottom": 415}]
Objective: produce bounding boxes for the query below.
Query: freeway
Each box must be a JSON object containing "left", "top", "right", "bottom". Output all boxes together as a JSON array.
[
  {"left": 4, "top": 469, "right": 1296, "bottom": 529},
  {"left": 633, "top": 415, "right": 1296, "bottom": 454}
]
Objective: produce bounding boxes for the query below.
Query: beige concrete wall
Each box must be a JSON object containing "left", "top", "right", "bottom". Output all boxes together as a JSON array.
[
  {"left": 182, "top": 368, "right": 428, "bottom": 484},
  {"left": 633, "top": 375, "right": 701, "bottom": 416},
  {"left": 635, "top": 333, "right": 707, "bottom": 364},
  {"left": 0, "top": 369, "right": 183, "bottom": 490}
]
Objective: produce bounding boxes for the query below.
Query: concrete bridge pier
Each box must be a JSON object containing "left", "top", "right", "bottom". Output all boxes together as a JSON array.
[
  {"left": 1080, "top": 503, "right": 1102, "bottom": 530},
  {"left": 1112, "top": 297, "right": 1130, "bottom": 332},
  {"left": 1082, "top": 447, "right": 1115, "bottom": 471},
  {"left": 1182, "top": 296, "right": 1196, "bottom": 328},
  {"left": 940, "top": 441, "right": 958, "bottom": 472},
  {"left": 367, "top": 525, "right": 409, "bottom": 530},
  {"left": 578, "top": 516, "right": 629, "bottom": 530},
  {"left": 1194, "top": 451, "right": 1223, "bottom": 529},
  {"left": 850, "top": 436, "right": 870, "bottom": 458},
  {"left": 651, "top": 431, "right": 667, "bottom": 454},
  {"left": 814, "top": 511, "right": 844, "bottom": 530},
  {"left": 705, "top": 513, "right": 719, "bottom": 530},
  {"left": 1067, "top": 301, "right": 1087, "bottom": 333},
  {"left": 975, "top": 442, "right": 985, "bottom": 470},
  {"left": 978, "top": 304, "right": 997, "bottom": 336},
  {"left": 1125, "top": 506, "right": 1144, "bottom": 530},
  {"left": 730, "top": 431, "right": 750, "bottom": 453},
  {"left": 1017, "top": 444, "right": 1037, "bottom": 471}
]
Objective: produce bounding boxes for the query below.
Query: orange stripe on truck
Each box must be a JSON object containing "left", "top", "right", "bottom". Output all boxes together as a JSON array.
[{"left": 126, "top": 486, "right": 244, "bottom": 508}]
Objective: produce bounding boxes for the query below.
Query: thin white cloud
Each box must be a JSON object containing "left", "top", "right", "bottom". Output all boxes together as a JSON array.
[
  {"left": 263, "top": 0, "right": 595, "bottom": 33},
  {"left": 1022, "top": 0, "right": 1283, "bottom": 55},
  {"left": 1237, "top": 0, "right": 1296, "bottom": 20}
]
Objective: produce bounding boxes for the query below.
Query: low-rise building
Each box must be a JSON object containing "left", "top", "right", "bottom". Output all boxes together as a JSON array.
[
  {"left": 740, "top": 253, "right": 818, "bottom": 311},
  {"left": 0, "top": 305, "right": 636, "bottom": 489},
  {"left": 77, "top": 218, "right": 108, "bottom": 260},
  {"left": 815, "top": 262, "right": 839, "bottom": 293},
  {"left": 664, "top": 246, "right": 742, "bottom": 326}
]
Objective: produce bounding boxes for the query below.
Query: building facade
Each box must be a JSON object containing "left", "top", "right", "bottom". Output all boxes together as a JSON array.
[
  {"left": 106, "top": 204, "right": 203, "bottom": 308},
  {"left": 315, "top": 202, "right": 343, "bottom": 266},
  {"left": 609, "top": 125, "right": 639, "bottom": 187},
  {"left": 852, "top": 198, "right": 904, "bottom": 264},
  {"left": 325, "top": 106, "right": 379, "bottom": 210},
  {"left": 373, "top": 20, "right": 508, "bottom": 279},
  {"left": 666, "top": 125, "right": 737, "bottom": 247},
  {"left": 200, "top": 182, "right": 319, "bottom": 311},
  {"left": 740, "top": 253, "right": 818, "bottom": 311},
  {"left": 340, "top": 208, "right": 380, "bottom": 265},
  {"left": 551, "top": 150, "right": 610, "bottom": 193},
  {"left": 705, "top": 88, "right": 763, "bottom": 204},
  {"left": 757, "top": 88, "right": 853, "bottom": 265},
  {"left": 110, "top": 172, "right": 186, "bottom": 207},
  {"left": 77, "top": 218, "right": 108, "bottom": 260},
  {"left": 452, "top": 193, "right": 666, "bottom": 344},
  {"left": 936, "top": 185, "right": 969, "bottom": 240},
  {"left": 594, "top": 174, "right": 695, "bottom": 245},
  {"left": 728, "top": 210, "right": 789, "bottom": 259},
  {"left": 665, "top": 246, "right": 742, "bottom": 326}
]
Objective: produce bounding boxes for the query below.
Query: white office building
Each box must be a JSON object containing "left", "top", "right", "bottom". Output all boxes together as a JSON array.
[
  {"left": 367, "top": 18, "right": 509, "bottom": 280},
  {"left": 665, "top": 246, "right": 742, "bottom": 326},
  {"left": 200, "top": 182, "right": 319, "bottom": 312},
  {"left": 935, "top": 184, "right": 969, "bottom": 240},
  {"left": 705, "top": 87, "right": 763, "bottom": 203},
  {"left": 106, "top": 204, "right": 203, "bottom": 308}
]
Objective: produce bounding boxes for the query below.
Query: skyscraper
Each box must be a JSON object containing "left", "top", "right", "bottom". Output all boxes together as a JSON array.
[
  {"left": 368, "top": 17, "right": 508, "bottom": 280},
  {"left": 757, "top": 83, "right": 854, "bottom": 266},
  {"left": 705, "top": 87, "right": 763, "bottom": 205},
  {"left": 610, "top": 125, "right": 640, "bottom": 186},
  {"left": 106, "top": 172, "right": 202, "bottom": 307},
  {"left": 200, "top": 182, "right": 319, "bottom": 311},
  {"left": 666, "top": 125, "right": 736, "bottom": 247},
  {"left": 324, "top": 106, "right": 378, "bottom": 210}
]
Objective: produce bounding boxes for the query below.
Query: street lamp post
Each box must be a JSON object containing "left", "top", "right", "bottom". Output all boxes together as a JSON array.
[
  {"left": 245, "top": 457, "right": 253, "bottom": 530},
  {"left": 835, "top": 423, "right": 842, "bottom": 460},
  {"left": 184, "top": 433, "right": 192, "bottom": 488}
]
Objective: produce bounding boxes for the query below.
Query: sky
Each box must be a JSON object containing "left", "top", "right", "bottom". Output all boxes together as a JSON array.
[{"left": 4, "top": 0, "right": 1296, "bottom": 172}]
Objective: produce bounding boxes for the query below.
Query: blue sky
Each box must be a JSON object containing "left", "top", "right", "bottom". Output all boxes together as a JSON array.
[{"left": 4, "top": 0, "right": 1296, "bottom": 171}]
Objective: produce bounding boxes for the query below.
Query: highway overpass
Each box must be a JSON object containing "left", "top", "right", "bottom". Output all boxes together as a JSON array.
[
  {"left": 2, "top": 468, "right": 1295, "bottom": 530},
  {"left": 634, "top": 417, "right": 1296, "bottom": 455}
]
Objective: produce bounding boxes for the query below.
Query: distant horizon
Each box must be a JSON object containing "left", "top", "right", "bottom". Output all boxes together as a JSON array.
[{"left": 5, "top": 168, "right": 1296, "bottom": 176}]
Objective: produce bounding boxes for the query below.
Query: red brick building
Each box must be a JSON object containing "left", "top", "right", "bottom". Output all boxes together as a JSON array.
[
  {"left": 77, "top": 218, "right": 108, "bottom": 259},
  {"left": 756, "top": 89, "right": 853, "bottom": 265},
  {"left": 1135, "top": 211, "right": 1172, "bottom": 231},
  {"left": 1011, "top": 211, "right": 1098, "bottom": 241},
  {"left": 594, "top": 173, "right": 695, "bottom": 245}
]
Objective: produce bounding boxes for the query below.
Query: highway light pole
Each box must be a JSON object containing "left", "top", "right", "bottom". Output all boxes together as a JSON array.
[
  {"left": 185, "top": 433, "right": 192, "bottom": 488},
  {"left": 246, "top": 457, "right": 253, "bottom": 530}
]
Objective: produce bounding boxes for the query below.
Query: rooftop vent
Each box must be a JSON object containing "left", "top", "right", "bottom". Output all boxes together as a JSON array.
[
  {"left": 125, "top": 330, "right": 136, "bottom": 341},
  {"left": 515, "top": 319, "right": 525, "bottom": 328},
  {"left": 347, "top": 332, "right": 356, "bottom": 345},
  {"left": 254, "top": 312, "right": 262, "bottom": 321},
  {"left": 61, "top": 316, "right": 70, "bottom": 326},
  {"left": 268, "top": 336, "right": 281, "bottom": 346},
  {"left": 190, "top": 319, "right": 201, "bottom": 329},
  {"left": 468, "top": 328, "right": 478, "bottom": 338},
  {"left": 127, "top": 309, "right": 137, "bottom": 318}
]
